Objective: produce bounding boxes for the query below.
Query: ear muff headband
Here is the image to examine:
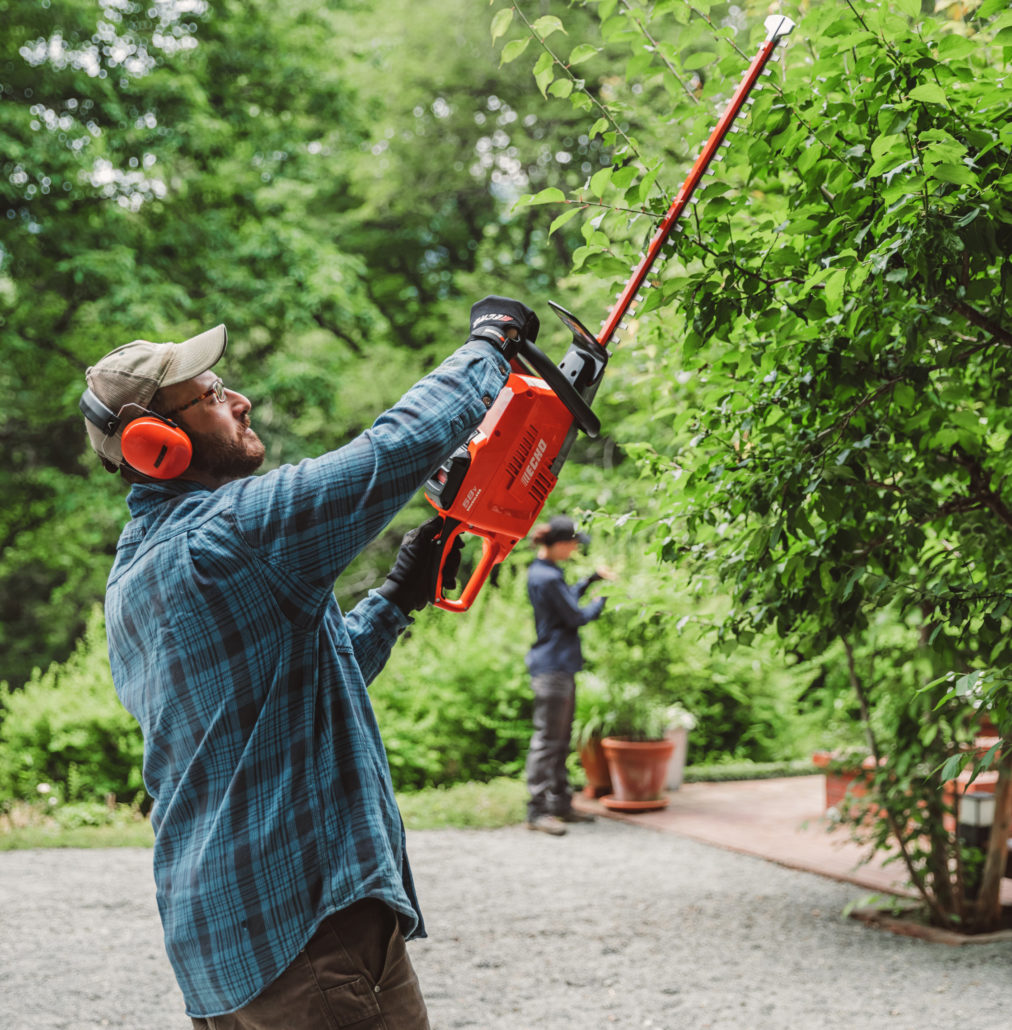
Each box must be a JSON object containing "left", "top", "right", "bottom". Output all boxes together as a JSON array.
[{"left": 80, "top": 388, "right": 192, "bottom": 480}]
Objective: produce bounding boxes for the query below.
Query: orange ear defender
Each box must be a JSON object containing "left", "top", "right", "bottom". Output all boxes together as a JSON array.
[
  {"left": 80, "top": 388, "right": 192, "bottom": 479},
  {"left": 120, "top": 416, "right": 192, "bottom": 479}
]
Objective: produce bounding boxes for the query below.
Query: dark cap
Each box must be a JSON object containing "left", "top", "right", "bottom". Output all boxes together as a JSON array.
[{"left": 544, "top": 515, "right": 590, "bottom": 546}]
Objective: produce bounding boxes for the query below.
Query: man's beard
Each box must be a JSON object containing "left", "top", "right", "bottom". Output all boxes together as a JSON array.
[{"left": 188, "top": 421, "right": 266, "bottom": 482}]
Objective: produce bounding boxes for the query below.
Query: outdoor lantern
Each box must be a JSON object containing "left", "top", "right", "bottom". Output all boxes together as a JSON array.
[{"left": 956, "top": 791, "right": 996, "bottom": 850}]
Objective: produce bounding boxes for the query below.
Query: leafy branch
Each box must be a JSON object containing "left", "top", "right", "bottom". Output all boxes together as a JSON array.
[
  {"left": 495, "top": 2, "right": 648, "bottom": 169},
  {"left": 618, "top": 0, "right": 701, "bottom": 106}
]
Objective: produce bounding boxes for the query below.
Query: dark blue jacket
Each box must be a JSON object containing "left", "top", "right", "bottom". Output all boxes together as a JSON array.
[{"left": 525, "top": 557, "right": 606, "bottom": 675}]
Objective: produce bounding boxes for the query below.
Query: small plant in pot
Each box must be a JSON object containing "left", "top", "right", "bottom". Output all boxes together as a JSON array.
[
  {"left": 571, "top": 674, "right": 616, "bottom": 799},
  {"left": 597, "top": 683, "right": 692, "bottom": 812}
]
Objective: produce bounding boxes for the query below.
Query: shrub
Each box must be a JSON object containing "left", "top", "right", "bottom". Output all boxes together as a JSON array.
[
  {"left": 370, "top": 563, "right": 535, "bottom": 790},
  {"left": 578, "top": 549, "right": 824, "bottom": 765},
  {"left": 0, "top": 606, "right": 145, "bottom": 805}
]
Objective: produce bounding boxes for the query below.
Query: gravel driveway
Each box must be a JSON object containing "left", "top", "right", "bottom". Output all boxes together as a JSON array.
[{"left": 1, "top": 818, "right": 1009, "bottom": 1029}]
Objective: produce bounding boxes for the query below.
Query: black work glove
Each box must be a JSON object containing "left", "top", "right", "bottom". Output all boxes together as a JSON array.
[
  {"left": 468, "top": 295, "right": 541, "bottom": 362},
  {"left": 378, "top": 517, "right": 464, "bottom": 615}
]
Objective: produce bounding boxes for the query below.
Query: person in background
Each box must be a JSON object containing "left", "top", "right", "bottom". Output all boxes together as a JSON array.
[
  {"left": 78, "top": 296, "right": 539, "bottom": 1029},
  {"left": 524, "top": 514, "right": 611, "bottom": 836}
]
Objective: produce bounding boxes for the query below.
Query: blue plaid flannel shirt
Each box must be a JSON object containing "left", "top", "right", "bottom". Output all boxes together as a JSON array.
[{"left": 104, "top": 341, "right": 509, "bottom": 1017}]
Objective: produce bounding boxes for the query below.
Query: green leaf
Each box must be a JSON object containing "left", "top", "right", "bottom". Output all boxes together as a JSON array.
[
  {"left": 533, "top": 51, "right": 553, "bottom": 75},
  {"left": 823, "top": 268, "right": 847, "bottom": 313},
  {"left": 527, "top": 187, "right": 566, "bottom": 205},
  {"left": 499, "top": 37, "right": 530, "bottom": 65},
  {"left": 590, "top": 166, "right": 613, "bottom": 197},
  {"left": 683, "top": 51, "right": 716, "bottom": 72},
  {"left": 612, "top": 165, "right": 637, "bottom": 190},
  {"left": 936, "top": 34, "right": 976, "bottom": 59},
  {"left": 569, "top": 43, "right": 599, "bottom": 67},
  {"left": 490, "top": 7, "right": 513, "bottom": 43},
  {"left": 588, "top": 117, "right": 609, "bottom": 140},
  {"left": 534, "top": 64, "right": 555, "bottom": 98},
  {"left": 637, "top": 164, "right": 661, "bottom": 204},
  {"left": 532, "top": 15, "right": 566, "bottom": 40},
  {"left": 939, "top": 753, "right": 967, "bottom": 783},
  {"left": 930, "top": 162, "right": 976, "bottom": 187},
  {"left": 893, "top": 383, "right": 916, "bottom": 410},
  {"left": 548, "top": 207, "right": 581, "bottom": 236},
  {"left": 868, "top": 133, "right": 912, "bottom": 177},
  {"left": 548, "top": 79, "right": 573, "bottom": 99},
  {"left": 909, "top": 83, "right": 949, "bottom": 106}
]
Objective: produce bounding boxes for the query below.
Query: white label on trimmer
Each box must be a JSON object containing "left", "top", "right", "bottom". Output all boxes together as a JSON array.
[{"left": 521, "top": 438, "right": 548, "bottom": 487}]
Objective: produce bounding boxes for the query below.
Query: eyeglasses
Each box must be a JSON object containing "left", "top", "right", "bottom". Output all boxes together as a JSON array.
[{"left": 163, "top": 378, "right": 227, "bottom": 417}]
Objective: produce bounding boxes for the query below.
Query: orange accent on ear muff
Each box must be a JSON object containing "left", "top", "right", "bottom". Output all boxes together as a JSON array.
[{"left": 120, "top": 417, "right": 192, "bottom": 480}]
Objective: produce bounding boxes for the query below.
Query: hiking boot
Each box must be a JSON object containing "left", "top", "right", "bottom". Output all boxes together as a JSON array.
[
  {"left": 527, "top": 814, "right": 567, "bottom": 836},
  {"left": 559, "top": 809, "right": 595, "bottom": 824}
]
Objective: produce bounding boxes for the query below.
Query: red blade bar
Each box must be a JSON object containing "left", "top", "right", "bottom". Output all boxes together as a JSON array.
[{"left": 597, "top": 15, "right": 796, "bottom": 348}]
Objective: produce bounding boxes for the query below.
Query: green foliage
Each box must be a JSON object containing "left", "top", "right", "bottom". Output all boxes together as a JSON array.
[
  {"left": 0, "top": 606, "right": 145, "bottom": 804},
  {"left": 0, "top": 778, "right": 527, "bottom": 849},
  {"left": 577, "top": 539, "right": 825, "bottom": 763},
  {"left": 369, "top": 564, "right": 534, "bottom": 790},
  {"left": 572, "top": 673, "right": 686, "bottom": 744},
  {"left": 500, "top": 0, "right": 1011, "bottom": 929}
]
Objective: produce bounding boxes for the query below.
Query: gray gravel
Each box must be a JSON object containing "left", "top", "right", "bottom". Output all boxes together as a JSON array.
[{"left": 1, "top": 819, "right": 1010, "bottom": 1029}]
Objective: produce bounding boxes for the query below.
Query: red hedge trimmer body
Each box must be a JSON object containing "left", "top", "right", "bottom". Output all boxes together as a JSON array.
[{"left": 425, "top": 16, "right": 796, "bottom": 611}]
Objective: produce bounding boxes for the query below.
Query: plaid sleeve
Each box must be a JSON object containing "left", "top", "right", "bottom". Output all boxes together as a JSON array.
[
  {"left": 227, "top": 342, "right": 508, "bottom": 590},
  {"left": 343, "top": 590, "right": 412, "bottom": 684}
]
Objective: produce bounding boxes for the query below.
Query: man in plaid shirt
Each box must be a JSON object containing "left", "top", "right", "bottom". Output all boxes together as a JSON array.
[{"left": 80, "top": 297, "right": 539, "bottom": 1028}]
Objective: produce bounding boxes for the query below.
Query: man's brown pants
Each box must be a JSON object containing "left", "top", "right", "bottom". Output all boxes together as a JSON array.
[{"left": 190, "top": 899, "right": 430, "bottom": 1029}]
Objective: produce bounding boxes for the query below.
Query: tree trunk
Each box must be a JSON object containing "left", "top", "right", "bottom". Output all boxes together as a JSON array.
[{"left": 969, "top": 748, "right": 1012, "bottom": 933}]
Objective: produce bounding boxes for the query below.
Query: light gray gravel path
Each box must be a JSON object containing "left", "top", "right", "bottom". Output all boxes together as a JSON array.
[{"left": 1, "top": 819, "right": 1010, "bottom": 1029}]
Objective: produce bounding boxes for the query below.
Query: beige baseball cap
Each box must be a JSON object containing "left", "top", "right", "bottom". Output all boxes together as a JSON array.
[{"left": 83, "top": 324, "right": 227, "bottom": 468}]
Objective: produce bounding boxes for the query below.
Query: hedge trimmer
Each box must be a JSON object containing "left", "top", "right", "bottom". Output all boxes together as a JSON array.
[{"left": 425, "top": 15, "right": 796, "bottom": 611}]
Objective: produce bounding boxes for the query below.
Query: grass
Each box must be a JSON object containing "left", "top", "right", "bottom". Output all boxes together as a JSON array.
[
  {"left": 0, "top": 800, "right": 155, "bottom": 850},
  {"left": 1, "top": 762, "right": 820, "bottom": 849},
  {"left": 397, "top": 776, "right": 527, "bottom": 830},
  {"left": 0, "top": 777, "right": 529, "bottom": 850},
  {"left": 684, "top": 759, "right": 818, "bottom": 783}
]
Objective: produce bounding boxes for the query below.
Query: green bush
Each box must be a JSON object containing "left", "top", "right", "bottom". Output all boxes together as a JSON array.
[
  {"left": 578, "top": 544, "right": 825, "bottom": 765},
  {"left": 0, "top": 606, "right": 145, "bottom": 805},
  {"left": 0, "top": 540, "right": 843, "bottom": 807},
  {"left": 370, "top": 563, "right": 535, "bottom": 790}
]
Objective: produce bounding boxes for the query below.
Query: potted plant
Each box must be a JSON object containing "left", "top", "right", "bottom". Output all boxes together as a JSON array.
[
  {"left": 598, "top": 683, "right": 682, "bottom": 812},
  {"left": 571, "top": 674, "right": 615, "bottom": 798}
]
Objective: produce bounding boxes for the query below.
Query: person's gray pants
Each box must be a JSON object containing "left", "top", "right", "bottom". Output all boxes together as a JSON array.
[{"left": 525, "top": 671, "right": 576, "bottom": 820}]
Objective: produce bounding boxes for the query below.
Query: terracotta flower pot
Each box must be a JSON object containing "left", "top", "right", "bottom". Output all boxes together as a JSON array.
[
  {"left": 600, "top": 736, "right": 675, "bottom": 812},
  {"left": 579, "top": 735, "right": 613, "bottom": 798}
]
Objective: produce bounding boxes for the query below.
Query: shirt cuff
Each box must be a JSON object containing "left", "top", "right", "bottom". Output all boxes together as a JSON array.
[
  {"left": 366, "top": 588, "right": 415, "bottom": 634},
  {"left": 459, "top": 339, "right": 512, "bottom": 381}
]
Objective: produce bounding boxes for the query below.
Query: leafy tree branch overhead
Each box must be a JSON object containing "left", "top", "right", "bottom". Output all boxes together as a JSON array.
[{"left": 494, "top": 0, "right": 1011, "bottom": 931}]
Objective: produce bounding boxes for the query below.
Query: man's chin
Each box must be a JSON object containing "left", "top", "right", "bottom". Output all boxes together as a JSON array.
[{"left": 189, "top": 431, "right": 266, "bottom": 481}]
